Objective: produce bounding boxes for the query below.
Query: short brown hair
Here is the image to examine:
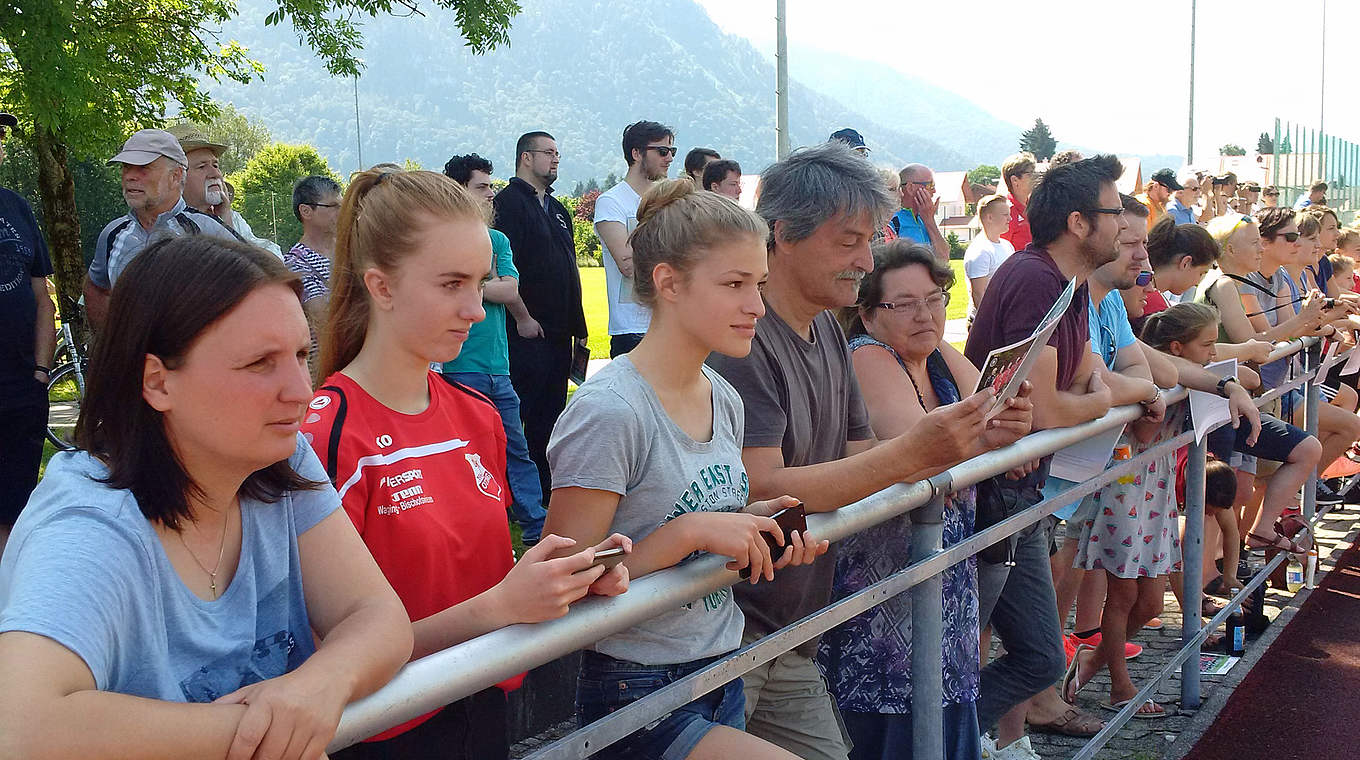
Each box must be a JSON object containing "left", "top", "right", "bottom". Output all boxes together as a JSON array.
[
  {"left": 1002, "top": 152, "right": 1036, "bottom": 187},
  {"left": 76, "top": 236, "right": 322, "bottom": 530}
]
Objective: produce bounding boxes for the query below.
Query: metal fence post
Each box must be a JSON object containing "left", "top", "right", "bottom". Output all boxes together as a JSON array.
[
  {"left": 910, "top": 480, "right": 948, "bottom": 759},
  {"left": 1179, "top": 438, "right": 1207, "bottom": 710},
  {"left": 1303, "top": 363, "right": 1321, "bottom": 526}
]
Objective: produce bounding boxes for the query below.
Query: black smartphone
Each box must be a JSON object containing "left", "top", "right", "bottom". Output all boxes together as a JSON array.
[{"left": 739, "top": 503, "right": 808, "bottom": 579}]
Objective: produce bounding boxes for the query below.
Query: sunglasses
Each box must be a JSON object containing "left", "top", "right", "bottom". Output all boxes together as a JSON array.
[
  {"left": 1281, "top": 232, "right": 1300, "bottom": 242},
  {"left": 1136, "top": 271, "right": 1154, "bottom": 287},
  {"left": 646, "top": 145, "right": 678, "bottom": 157},
  {"left": 908, "top": 181, "right": 936, "bottom": 191}
]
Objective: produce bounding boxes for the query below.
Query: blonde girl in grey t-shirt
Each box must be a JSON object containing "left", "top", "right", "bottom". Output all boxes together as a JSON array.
[{"left": 546, "top": 180, "right": 828, "bottom": 760}]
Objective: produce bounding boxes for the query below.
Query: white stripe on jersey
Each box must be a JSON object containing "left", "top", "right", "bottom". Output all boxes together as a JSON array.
[{"left": 336, "top": 438, "right": 471, "bottom": 501}]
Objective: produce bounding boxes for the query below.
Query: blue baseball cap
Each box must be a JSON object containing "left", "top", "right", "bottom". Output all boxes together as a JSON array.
[{"left": 829, "top": 128, "right": 867, "bottom": 151}]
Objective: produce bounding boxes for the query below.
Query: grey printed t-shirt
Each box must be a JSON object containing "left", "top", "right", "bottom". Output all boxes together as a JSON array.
[
  {"left": 548, "top": 355, "right": 749, "bottom": 665},
  {"left": 706, "top": 305, "right": 873, "bottom": 657}
]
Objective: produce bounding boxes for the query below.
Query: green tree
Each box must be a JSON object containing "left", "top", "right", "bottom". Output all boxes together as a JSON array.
[
  {"left": 228, "top": 143, "right": 341, "bottom": 249},
  {"left": 178, "top": 103, "right": 274, "bottom": 175},
  {"left": 1279, "top": 134, "right": 1293, "bottom": 154},
  {"left": 967, "top": 164, "right": 1001, "bottom": 187},
  {"left": 1019, "top": 118, "right": 1057, "bottom": 162},
  {"left": 401, "top": 158, "right": 424, "bottom": 171},
  {"left": 0, "top": 0, "right": 519, "bottom": 336},
  {"left": 1258, "top": 132, "right": 1275, "bottom": 155},
  {"left": 1220, "top": 144, "right": 1247, "bottom": 156},
  {"left": 945, "top": 231, "right": 965, "bottom": 260}
]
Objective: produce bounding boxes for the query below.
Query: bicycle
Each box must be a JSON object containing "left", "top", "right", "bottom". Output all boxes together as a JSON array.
[{"left": 45, "top": 320, "right": 88, "bottom": 451}]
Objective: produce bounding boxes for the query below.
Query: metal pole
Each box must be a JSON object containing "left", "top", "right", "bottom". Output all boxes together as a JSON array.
[
  {"left": 775, "top": 0, "right": 790, "bottom": 160},
  {"left": 1273, "top": 118, "right": 1281, "bottom": 189},
  {"left": 1179, "top": 438, "right": 1207, "bottom": 710},
  {"left": 1187, "top": 0, "right": 1196, "bottom": 165},
  {"left": 910, "top": 488, "right": 947, "bottom": 759},
  {"left": 354, "top": 74, "right": 364, "bottom": 171},
  {"left": 1303, "top": 359, "right": 1321, "bottom": 587},
  {"left": 1320, "top": 0, "right": 1327, "bottom": 139}
]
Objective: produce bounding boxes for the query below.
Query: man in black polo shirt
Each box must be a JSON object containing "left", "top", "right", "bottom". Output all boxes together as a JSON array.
[{"left": 493, "top": 131, "right": 587, "bottom": 500}]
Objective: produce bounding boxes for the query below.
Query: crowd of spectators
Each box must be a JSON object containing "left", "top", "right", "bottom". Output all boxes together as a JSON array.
[{"left": 3, "top": 109, "right": 1359, "bottom": 760}]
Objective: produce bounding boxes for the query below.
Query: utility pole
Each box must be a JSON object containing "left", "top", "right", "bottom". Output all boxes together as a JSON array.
[
  {"left": 1319, "top": 0, "right": 1326, "bottom": 137},
  {"left": 775, "top": 0, "right": 790, "bottom": 160},
  {"left": 354, "top": 73, "right": 364, "bottom": 171},
  {"left": 1187, "top": 0, "right": 1196, "bottom": 165}
]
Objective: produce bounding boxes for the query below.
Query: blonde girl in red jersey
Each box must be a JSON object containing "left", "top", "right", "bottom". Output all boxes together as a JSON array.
[{"left": 303, "top": 168, "right": 628, "bottom": 760}]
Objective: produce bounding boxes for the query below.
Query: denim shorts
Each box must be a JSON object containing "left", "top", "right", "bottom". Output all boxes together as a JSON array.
[
  {"left": 1206, "top": 411, "right": 1309, "bottom": 465},
  {"left": 577, "top": 650, "right": 745, "bottom": 760}
]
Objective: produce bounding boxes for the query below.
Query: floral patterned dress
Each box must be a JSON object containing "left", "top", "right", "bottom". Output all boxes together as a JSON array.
[
  {"left": 1073, "top": 404, "right": 1185, "bottom": 579},
  {"left": 819, "top": 337, "right": 980, "bottom": 713}
]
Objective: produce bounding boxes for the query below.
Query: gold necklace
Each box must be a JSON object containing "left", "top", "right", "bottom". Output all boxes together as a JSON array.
[{"left": 178, "top": 513, "right": 230, "bottom": 600}]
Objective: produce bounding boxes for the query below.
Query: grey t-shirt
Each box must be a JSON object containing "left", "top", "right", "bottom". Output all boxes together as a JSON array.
[
  {"left": 0, "top": 435, "right": 336, "bottom": 701},
  {"left": 706, "top": 305, "right": 873, "bottom": 656},
  {"left": 548, "top": 355, "right": 749, "bottom": 665}
]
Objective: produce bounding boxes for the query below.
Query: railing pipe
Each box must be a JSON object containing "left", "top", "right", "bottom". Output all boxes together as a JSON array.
[
  {"left": 331, "top": 338, "right": 1320, "bottom": 751},
  {"left": 909, "top": 486, "right": 948, "bottom": 759},
  {"left": 1179, "top": 437, "right": 1207, "bottom": 709}
]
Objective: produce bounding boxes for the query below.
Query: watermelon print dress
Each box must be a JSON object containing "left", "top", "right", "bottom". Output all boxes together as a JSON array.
[{"left": 1073, "top": 407, "right": 1185, "bottom": 579}]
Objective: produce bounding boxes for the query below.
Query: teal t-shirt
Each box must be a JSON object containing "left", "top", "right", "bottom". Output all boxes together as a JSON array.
[{"left": 443, "top": 228, "right": 516, "bottom": 376}]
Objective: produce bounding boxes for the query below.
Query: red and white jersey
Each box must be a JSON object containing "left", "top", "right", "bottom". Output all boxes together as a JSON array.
[{"left": 302, "top": 370, "right": 521, "bottom": 738}]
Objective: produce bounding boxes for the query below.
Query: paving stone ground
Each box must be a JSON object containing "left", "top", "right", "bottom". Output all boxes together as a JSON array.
[{"left": 510, "top": 507, "right": 1359, "bottom": 759}]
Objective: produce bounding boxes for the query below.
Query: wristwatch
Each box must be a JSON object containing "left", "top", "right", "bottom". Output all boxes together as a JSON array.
[{"left": 1216, "top": 375, "right": 1240, "bottom": 398}]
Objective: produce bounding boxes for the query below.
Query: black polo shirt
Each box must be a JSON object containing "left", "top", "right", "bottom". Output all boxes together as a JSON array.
[{"left": 492, "top": 178, "right": 586, "bottom": 339}]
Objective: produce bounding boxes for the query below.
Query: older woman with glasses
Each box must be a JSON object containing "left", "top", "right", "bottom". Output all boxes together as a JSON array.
[{"left": 821, "top": 241, "right": 1031, "bottom": 760}]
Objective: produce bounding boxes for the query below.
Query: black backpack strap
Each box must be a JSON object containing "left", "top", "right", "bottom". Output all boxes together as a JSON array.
[{"left": 317, "top": 385, "right": 349, "bottom": 484}]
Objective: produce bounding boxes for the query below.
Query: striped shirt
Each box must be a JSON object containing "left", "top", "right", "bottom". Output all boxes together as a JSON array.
[{"left": 88, "top": 198, "right": 236, "bottom": 289}]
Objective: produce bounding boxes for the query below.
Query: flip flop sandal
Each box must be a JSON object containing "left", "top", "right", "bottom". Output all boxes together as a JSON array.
[
  {"left": 1029, "top": 706, "right": 1105, "bottom": 737},
  {"left": 1061, "top": 643, "right": 1094, "bottom": 703},
  {"left": 1100, "top": 698, "right": 1169, "bottom": 719},
  {"left": 1247, "top": 531, "right": 1308, "bottom": 556}
]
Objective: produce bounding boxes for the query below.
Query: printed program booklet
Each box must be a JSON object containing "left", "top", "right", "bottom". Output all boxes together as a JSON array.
[{"left": 973, "top": 277, "right": 1077, "bottom": 420}]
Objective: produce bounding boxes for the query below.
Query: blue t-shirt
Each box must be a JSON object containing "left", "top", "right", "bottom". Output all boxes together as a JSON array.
[
  {"left": 442, "top": 228, "right": 517, "bottom": 376},
  {"left": 890, "top": 208, "right": 930, "bottom": 245},
  {"left": 1089, "top": 289, "right": 1137, "bottom": 368},
  {"left": 1165, "top": 197, "right": 1196, "bottom": 225},
  {"left": 0, "top": 435, "right": 337, "bottom": 701}
]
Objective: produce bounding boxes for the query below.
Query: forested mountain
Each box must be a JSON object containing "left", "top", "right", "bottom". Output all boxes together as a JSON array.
[{"left": 208, "top": 0, "right": 1028, "bottom": 183}]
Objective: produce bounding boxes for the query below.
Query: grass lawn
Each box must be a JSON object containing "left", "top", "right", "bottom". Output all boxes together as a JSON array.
[{"left": 578, "top": 260, "right": 969, "bottom": 360}]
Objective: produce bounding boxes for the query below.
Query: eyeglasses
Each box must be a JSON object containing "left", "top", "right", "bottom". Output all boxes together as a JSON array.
[
  {"left": 646, "top": 145, "right": 678, "bottom": 157},
  {"left": 527, "top": 149, "right": 561, "bottom": 159},
  {"left": 1084, "top": 207, "right": 1124, "bottom": 216},
  {"left": 1136, "top": 271, "right": 1154, "bottom": 287},
  {"left": 908, "top": 181, "right": 936, "bottom": 192},
  {"left": 874, "top": 291, "right": 950, "bottom": 314},
  {"left": 306, "top": 202, "right": 340, "bottom": 209}
]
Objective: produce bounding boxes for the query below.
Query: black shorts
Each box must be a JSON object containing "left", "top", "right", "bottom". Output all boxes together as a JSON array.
[
  {"left": 1206, "top": 411, "right": 1310, "bottom": 465},
  {"left": 0, "top": 400, "right": 47, "bottom": 526}
]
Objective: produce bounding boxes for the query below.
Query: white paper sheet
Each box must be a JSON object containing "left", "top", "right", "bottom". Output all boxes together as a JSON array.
[
  {"left": 1340, "top": 344, "right": 1360, "bottom": 376},
  {"left": 1188, "top": 359, "right": 1237, "bottom": 444},
  {"left": 1049, "top": 422, "right": 1125, "bottom": 482}
]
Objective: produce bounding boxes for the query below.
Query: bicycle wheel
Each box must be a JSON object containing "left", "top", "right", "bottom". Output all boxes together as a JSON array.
[{"left": 46, "top": 362, "right": 82, "bottom": 451}]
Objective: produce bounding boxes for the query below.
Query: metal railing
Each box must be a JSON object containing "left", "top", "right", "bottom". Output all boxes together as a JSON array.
[
  {"left": 329, "top": 336, "right": 1332, "bottom": 757},
  {"left": 1271, "top": 118, "right": 1360, "bottom": 221}
]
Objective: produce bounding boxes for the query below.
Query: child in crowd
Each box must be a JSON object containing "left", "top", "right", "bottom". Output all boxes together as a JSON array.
[
  {"left": 303, "top": 168, "right": 629, "bottom": 760},
  {"left": 543, "top": 180, "right": 826, "bottom": 759}
]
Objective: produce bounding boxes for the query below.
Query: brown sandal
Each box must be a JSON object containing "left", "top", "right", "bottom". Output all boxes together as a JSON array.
[
  {"left": 1029, "top": 706, "right": 1105, "bottom": 737},
  {"left": 1246, "top": 531, "right": 1308, "bottom": 555}
]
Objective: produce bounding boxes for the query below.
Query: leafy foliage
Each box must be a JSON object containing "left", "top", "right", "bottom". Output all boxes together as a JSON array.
[
  {"left": 945, "top": 231, "right": 965, "bottom": 260},
  {"left": 178, "top": 103, "right": 275, "bottom": 175},
  {"left": 574, "top": 189, "right": 600, "bottom": 221},
  {"left": 1019, "top": 119, "right": 1057, "bottom": 162},
  {"left": 1219, "top": 144, "right": 1246, "bottom": 156},
  {"left": 967, "top": 165, "right": 1001, "bottom": 187},
  {"left": 228, "top": 143, "right": 341, "bottom": 248},
  {"left": 1279, "top": 134, "right": 1293, "bottom": 154},
  {"left": 0, "top": 140, "right": 128, "bottom": 265},
  {"left": 1258, "top": 132, "right": 1274, "bottom": 155}
]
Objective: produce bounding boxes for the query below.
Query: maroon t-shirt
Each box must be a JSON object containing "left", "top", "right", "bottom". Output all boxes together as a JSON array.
[{"left": 965, "top": 246, "right": 1090, "bottom": 393}]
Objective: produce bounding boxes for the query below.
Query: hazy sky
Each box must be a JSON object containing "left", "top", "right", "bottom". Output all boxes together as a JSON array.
[{"left": 694, "top": 0, "right": 1348, "bottom": 166}]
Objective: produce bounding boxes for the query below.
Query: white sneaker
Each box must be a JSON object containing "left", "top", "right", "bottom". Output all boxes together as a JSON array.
[
  {"left": 993, "top": 735, "right": 1042, "bottom": 760},
  {"left": 981, "top": 733, "right": 996, "bottom": 758}
]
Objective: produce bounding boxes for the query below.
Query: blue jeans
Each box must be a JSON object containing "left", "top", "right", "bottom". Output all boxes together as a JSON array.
[
  {"left": 446, "top": 372, "right": 546, "bottom": 542},
  {"left": 577, "top": 650, "right": 746, "bottom": 760},
  {"left": 842, "top": 701, "right": 981, "bottom": 760}
]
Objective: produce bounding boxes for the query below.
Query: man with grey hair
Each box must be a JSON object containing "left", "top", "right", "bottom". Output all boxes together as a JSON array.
[
  {"left": 708, "top": 142, "right": 1033, "bottom": 760},
  {"left": 168, "top": 122, "right": 281, "bottom": 257},
  {"left": 84, "top": 128, "right": 235, "bottom": 327},
  {"left": 889, "top": 163, "right": 950, "bottom": 261}
]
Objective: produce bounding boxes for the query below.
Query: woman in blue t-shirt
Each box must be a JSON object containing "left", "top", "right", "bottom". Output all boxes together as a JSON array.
[{"left": 0, "top": 236, "right": 413, "bottom": 759}]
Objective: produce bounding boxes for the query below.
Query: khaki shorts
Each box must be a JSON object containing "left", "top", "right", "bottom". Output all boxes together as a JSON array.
[{"left": 740, "top": 631, "right": 851, "bottom": 760}]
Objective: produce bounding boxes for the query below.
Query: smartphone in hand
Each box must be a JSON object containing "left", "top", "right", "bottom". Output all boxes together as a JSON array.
[{"left": 739, "top": 503, "right": 808, "bottom": 579}]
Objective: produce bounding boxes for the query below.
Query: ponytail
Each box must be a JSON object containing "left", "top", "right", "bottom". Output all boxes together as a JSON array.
[
  {"left": 1140, "top": 302, "right": 1219, "bottom": 352},
  {"left": 318, "top": 168, "right": 487, "bottom": 379}
]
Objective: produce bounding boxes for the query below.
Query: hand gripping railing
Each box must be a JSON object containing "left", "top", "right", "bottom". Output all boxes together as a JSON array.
[{"left": 329, "top": 336, "right": 1327, "bottom": 756}]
